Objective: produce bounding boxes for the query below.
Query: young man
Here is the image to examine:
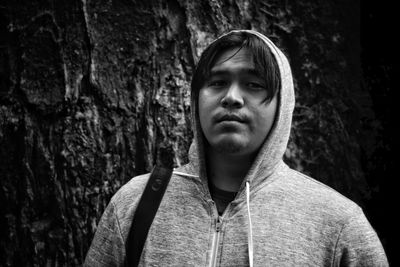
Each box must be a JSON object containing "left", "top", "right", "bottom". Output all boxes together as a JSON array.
[{"left": 85, "top": 30, "right": 388, "bottom": 266}]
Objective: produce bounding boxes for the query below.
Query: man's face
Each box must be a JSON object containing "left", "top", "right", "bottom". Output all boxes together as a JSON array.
[{"left": 198, "top": 47, "right": 278, "bottom": 157}]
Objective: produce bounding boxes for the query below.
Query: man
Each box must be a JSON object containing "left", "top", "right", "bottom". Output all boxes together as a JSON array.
[{"left": 85, "top": 30, "right": 388, "bottom": 266}]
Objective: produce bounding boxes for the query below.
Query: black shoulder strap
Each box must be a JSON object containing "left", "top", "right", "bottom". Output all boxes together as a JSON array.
[{"left": 125, "top": 165, "right": 173, "bottom": 267}]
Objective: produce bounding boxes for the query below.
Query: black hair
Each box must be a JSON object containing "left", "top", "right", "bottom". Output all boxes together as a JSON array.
[{"left": 191, "top": 31, "right": 281, "bottom": 102}]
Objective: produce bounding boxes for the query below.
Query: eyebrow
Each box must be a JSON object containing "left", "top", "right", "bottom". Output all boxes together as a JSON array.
[{"left": 209, "top": 68, "right": 262, "bottom": 77}]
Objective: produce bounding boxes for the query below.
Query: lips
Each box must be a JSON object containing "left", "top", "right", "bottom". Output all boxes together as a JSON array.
[{"left": 215, "top": 113, "right": 246, "bottom": 123}]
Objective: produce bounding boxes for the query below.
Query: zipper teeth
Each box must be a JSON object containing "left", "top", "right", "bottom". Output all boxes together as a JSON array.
[
  {"left": 209, "top": 217, "right": 222, "bottom": 267},
  {"left": 209, "top": 199, "right": 229, "bottom": 267}
]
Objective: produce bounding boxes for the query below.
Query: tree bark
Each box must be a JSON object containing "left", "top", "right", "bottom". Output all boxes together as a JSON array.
[{"left": 0, "top": 0, "right": 390, "bottom": 265}]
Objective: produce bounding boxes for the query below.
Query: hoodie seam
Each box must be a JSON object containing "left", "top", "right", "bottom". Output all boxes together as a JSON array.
[
  {"left": 331, "top": 212, "right": 357, "bottom": 266},
  {"left": 111, "top": 201, "right": 126, "bottom": 247},
  {"left": 172, "top": 171, "right": 210, "bottom": 199},
  {"left": 331, "top": 221, "right": 347, "bottom": 266}
]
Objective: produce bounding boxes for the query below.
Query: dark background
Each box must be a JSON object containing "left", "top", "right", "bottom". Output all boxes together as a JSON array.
[
  {"left": 361, "top": 1, "right": 397, "bottom": 265},
  {"left": 0, "top": 0, "right": 396, "bottom": 265}
]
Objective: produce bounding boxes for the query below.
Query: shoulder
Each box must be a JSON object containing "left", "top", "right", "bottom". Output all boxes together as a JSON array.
[
  {"left": 107, "top": 173, "right": 151, "bottom": 236},
  {"left": 282, "top": 169, "right": 388, "bottom": 264},
  {"left": 273, "top": 166, "right": 362, "bottom": 222},
  {"left": 84, "top": 173, "right": 151, "bottom": 265},
  {"left": 111, "top": 173, "right": 151, "bottom": 206}
]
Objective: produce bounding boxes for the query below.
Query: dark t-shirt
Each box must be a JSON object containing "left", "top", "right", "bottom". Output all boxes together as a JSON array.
[{"left": 209, "top": 182, "right": 237, "bottom": 215}]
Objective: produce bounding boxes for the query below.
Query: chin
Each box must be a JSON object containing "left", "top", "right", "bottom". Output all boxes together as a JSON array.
[{"left": 212, "top": 137, "right": 248, "bottom": 155}]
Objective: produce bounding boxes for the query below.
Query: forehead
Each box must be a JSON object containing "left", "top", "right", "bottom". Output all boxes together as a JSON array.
[{"left": 211, "top": 47, "right": 256, "bottom": 73}]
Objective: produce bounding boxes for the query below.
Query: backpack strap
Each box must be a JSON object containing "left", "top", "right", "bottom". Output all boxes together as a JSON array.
[{"left": 125, "top": 165, "right": 173, "bottom": 267}]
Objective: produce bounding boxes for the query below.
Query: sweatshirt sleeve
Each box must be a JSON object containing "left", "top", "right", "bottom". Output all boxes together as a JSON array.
[
  {"left": 334, "top": 207, "right": 388, "bottom": 267},
  {"left": 84, "top": 200, "right": 126, "bottom": 267}
]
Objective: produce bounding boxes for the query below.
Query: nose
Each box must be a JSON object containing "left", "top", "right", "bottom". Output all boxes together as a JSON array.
[{"left": 221, "top": 82, "right": 244, "bottom": 108}]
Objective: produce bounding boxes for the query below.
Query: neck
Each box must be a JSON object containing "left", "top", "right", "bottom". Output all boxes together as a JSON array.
[{"left": 206, "top": 147, "right": 256, "bottom": 192}]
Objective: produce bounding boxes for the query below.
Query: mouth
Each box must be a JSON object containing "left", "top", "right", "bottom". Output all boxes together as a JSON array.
[{"left": 216, "top": 114, "right": 246, "bottom": 123}]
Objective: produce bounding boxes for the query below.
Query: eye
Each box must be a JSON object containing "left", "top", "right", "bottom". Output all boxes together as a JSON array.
[
  {"left": 246, "top": 82, "right": 265, "bottom": 90},
  {"left": 208, "top": 80, "right": 227, "bottom": 87}
]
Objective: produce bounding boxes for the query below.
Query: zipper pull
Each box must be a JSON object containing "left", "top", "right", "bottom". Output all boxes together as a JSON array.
[{"left": 215, "top": 217, "right": 223, "bottom": 232}]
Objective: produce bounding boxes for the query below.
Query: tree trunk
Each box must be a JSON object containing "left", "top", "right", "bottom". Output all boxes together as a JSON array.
[{"left": 0, "top": 0, "right": 391, "bottom": 265}]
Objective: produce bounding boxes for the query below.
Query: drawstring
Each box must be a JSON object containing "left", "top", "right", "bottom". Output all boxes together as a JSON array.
[
  {"left": 172, "top": 170, "right": 199, "bottom": 178},
  {"left": 246, "top": 181, "right": 254, "bottom": 267}
]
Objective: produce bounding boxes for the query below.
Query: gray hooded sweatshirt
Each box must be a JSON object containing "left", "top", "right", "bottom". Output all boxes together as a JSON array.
[{"left": 84, "top": 30, "right": 388, "bottom": 266}]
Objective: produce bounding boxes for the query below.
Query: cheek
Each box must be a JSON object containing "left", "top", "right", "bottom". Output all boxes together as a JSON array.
[
  {"left": 252, "top": 97, "right": 278, "bottom": 136},
  {"left": 198, "top": 90, "right": 213, "bottom": 128},
  {"left": 198, "top": 91, "right": 206, "bottom": 111},
  {"left": 199, "top": 89, "right": 219, "bottom": 111}
]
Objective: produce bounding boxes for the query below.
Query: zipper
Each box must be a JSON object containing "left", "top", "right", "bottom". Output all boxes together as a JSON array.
[{"left": 209, "top": 216, "right": 223, "bottom": 267}]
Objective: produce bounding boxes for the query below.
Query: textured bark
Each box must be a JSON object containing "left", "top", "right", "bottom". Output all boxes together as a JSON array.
[{"left": 0, "top": 0, "right": 391, "bottom": 265}]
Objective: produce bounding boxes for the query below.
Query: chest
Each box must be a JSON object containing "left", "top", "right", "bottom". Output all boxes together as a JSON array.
[{"left": 136, "top": 189, "right": 338, "bottom": 266}]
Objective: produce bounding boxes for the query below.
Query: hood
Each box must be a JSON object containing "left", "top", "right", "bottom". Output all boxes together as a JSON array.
[{"left": 181, "top": 29, "right": 295, "bottom": 198}]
